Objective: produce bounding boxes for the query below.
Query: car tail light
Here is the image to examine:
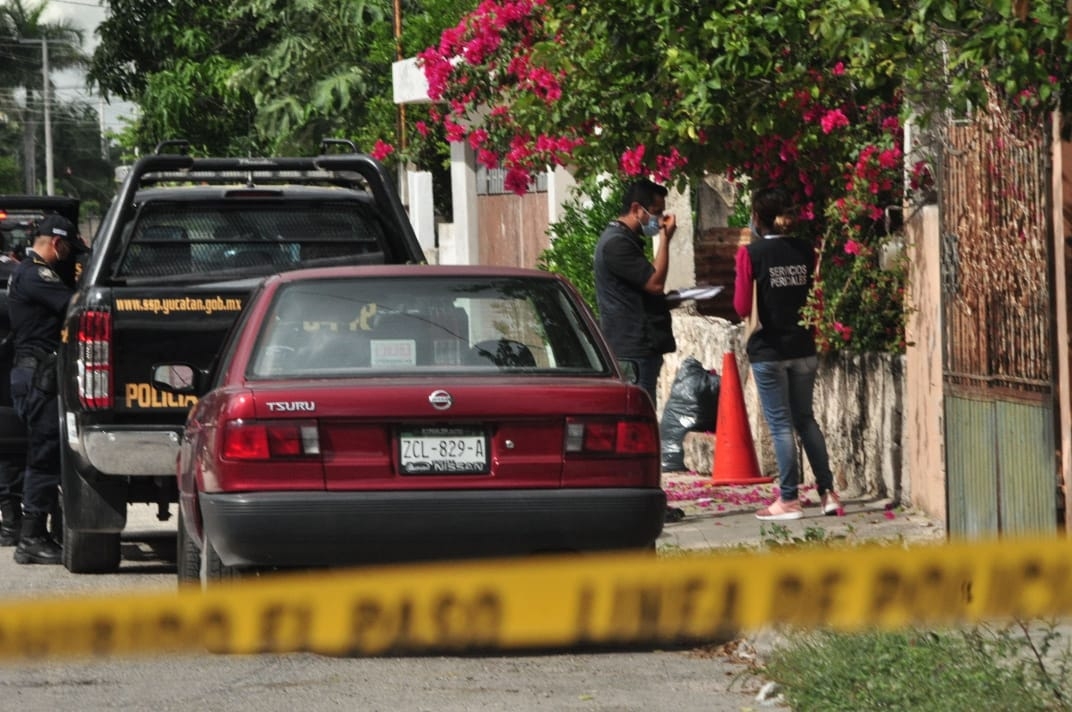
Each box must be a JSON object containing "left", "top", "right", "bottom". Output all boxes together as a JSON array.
[
  {"left": 222, "top": 419, "right": 320, "bottom": 460},
  {"left": 77, "top": 309, "right": 112, "bottom": 410},
  {"left": 564, "top": 418, "right": 658, "bottom": 455}
]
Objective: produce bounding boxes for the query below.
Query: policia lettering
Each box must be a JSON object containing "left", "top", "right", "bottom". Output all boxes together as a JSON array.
[{"left": 125, "top": 383, "right": 197, "bottom": 409}]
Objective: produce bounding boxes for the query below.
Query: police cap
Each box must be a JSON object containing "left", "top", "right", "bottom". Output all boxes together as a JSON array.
[{"left": 36, "top": 214, "right": 86, "bottom": 254}]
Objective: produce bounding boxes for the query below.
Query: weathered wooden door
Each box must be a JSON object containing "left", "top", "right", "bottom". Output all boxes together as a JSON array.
[
  {"left": 939, "top": 104, "right": 1057, "bottom": 538},
  {"left": 475, "top": 167, "right": 550, "bottom": 268}
]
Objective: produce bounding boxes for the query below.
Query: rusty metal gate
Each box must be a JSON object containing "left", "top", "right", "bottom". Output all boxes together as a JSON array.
[{"left": 938, "top": 97, "right": 1057, "bottom": 538}]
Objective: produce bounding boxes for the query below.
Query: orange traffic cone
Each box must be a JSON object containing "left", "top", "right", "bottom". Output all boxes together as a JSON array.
[{"left": 710, "top": 352, "right": 773, "bottom": 486}]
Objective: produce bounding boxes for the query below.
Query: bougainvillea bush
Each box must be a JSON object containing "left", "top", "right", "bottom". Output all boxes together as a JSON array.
[{"left": 412, "top": 0, "right": 1068, "bottom": 355}]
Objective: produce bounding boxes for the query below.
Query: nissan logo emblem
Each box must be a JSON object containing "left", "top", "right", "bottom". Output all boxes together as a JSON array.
[{"left": 428, "top": 390, "right": 453, "bottom": 410}]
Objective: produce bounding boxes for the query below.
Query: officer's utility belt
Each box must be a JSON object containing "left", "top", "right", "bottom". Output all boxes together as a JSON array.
[
  {"left": 15, "top": 346, "right": 52, "bottom": 368},
  {"left": 16, "top": 349, "right": 58, "bottom": 395}
]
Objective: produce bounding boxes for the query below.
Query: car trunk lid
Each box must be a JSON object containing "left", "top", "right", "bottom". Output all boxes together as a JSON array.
[{"left": 246, "top": 376, "right": 653, "bottom": 490}]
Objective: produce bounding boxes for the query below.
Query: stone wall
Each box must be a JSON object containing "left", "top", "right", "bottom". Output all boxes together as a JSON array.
[{"left": 660, "top": 308, "right": 907, "bottom": 503}]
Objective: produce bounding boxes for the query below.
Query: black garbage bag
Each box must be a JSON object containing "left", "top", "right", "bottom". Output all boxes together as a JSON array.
[{"left": 660, "top": 357, "right": 720, "bottom": 472}]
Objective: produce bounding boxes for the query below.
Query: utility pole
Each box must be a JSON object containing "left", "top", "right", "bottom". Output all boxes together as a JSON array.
[
  {"left": 393, "top": 0, "right": 405, "bottom": 153},
  {"left": 17, "top": 37, "right": 54, "bottom": 196},
  {"left": 41, "top": 38, "right": 52, "bottom": 196},
  {"left": 99, "top": 97, "right": 107, "bottom": 160}
]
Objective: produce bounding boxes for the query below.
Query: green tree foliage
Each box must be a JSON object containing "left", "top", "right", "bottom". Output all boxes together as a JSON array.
[
  {"left": 50, "top": 101, "right": 122, "bottom": 206},
  {"left": 89, "top": 0, "right": 472, "bottom": 165},
  {"left": 89, "top": 0, "right": 268, "bottom": 156},
  {"left": 0, "top": 0, "right": 87, "bottom": 193},
  {"left": 0, "top": 0, "right": 85, "bottom": 90},
  {"left": 0, "top": 154, "right": 20, "bottom": 192}
]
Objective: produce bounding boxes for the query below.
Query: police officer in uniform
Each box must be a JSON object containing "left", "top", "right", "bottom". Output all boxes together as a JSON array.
[{"left": 4, "top": 214, "right": 85, "bottom": 564}]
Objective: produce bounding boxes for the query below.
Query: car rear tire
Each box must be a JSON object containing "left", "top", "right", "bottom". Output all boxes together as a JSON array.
[
  {"left": 199, "top": 533, "right": 238, "bottom": 588},
  {"left": 62, "top": 522, "right": 121, "bottom": 574},
  {"left": 176, "top": 508, "right": 200, "bottom": 587}
]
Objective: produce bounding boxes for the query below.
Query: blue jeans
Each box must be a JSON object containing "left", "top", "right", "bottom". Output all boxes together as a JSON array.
[{"left": 751, "top": 356, "right": 834, "bottom": 502}]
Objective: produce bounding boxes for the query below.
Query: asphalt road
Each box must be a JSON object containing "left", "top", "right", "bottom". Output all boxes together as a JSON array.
[{"left": 0, "top": 504, "right": 769, "bottom": 712}]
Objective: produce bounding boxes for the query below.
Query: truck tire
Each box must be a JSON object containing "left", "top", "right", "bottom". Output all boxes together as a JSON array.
[
  {"left": 176, "top": 508, "right": 200, "bottom": 587},
  {"left": 62, "top": 523, "right": 121, "bottom": 573},
  {"left": 57, "top": 412, "right": 125, "bottom": 574}
]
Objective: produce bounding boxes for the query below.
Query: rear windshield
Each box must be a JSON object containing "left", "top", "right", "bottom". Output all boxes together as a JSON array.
[
  {"left": 250, "top": 276, "right": 610, "bottom": 377},
  {"left": 113, "top": 200, "right": 389, "bottom": 281}
]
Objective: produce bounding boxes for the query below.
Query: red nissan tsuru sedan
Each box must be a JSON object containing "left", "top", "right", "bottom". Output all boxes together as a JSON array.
[{"left": 152, "top": 264, "right": 665, "bottom": 586}]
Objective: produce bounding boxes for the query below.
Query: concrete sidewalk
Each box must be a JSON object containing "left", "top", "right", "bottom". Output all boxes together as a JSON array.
[{"left": 658, "top": 471, "right": 945, "bottom": 552}]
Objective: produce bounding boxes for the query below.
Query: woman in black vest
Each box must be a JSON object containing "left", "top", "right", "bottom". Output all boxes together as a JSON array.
[{"left": 733, "top": 187, "right": 840, "bottom": 521}]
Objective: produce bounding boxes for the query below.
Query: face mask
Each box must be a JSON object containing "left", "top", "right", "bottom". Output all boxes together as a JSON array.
[
  {"left": 642, "top": 216, "right": 660, "bottom": 238},
  {"left": 641, "top": 207, "right": 661, "bottom": 238}
]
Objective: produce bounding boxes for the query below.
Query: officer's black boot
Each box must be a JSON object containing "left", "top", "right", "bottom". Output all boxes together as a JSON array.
[
  {"left": 13, "top": 512, "right": 62, "bottom": 565},
  {"left": 0, "top": 499, "right": 21, "bottom": 546}
]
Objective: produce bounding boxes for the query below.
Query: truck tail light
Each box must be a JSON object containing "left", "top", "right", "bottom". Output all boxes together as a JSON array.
[
  {"left": 221, "top": 419, "right": 321, "bottom": 460},
  {"left": 564, "top": 418, "right": 658, "bottom": 455},
  {"left": 77, "top": 309, "right": 113, "bottom": 410}
]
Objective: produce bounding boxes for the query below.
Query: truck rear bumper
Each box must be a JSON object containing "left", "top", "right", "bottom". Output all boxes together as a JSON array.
[{"left": 67, "top": 418, "right": 181, "bottom": 476}]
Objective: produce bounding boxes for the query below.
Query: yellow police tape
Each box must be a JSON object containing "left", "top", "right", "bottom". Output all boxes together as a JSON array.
[{"left": 3, "top": 536, "right": 1071, "bottom": 660}]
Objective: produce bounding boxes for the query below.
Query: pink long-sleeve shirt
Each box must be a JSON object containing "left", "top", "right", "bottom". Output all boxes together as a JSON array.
[{"left": 733, "top": 244, "right": 753, "bottom": 319}]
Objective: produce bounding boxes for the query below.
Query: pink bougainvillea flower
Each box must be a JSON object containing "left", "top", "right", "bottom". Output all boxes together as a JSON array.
[
  {"left": 468, "top": 128, "right": 489, "bottom": 149},
  {"left": 653, "top": 147, "right": 688, "bottom": 182},
  {"left": 820, "top": 109, "right": 850, "bottom": 134},
  {"left": 503, "top": 167, "right": 532, "bottom": 195},
  {"left": 370, "top": 139, "right": 395, "bottom": 161},
  {"left": 477, "top": 148, "right": 499, "bottom": 168},
  {"left": 833, "top": 322, "right": 853, "bottom": 341},
  {"left": 619, "top": 145, "right": 646, "bottom": 176},
  {"left": 444, "top": 120, "right": 466, "bottom": 143},
  {"left": 844, "top": 239, "right": 861, "bottom": 255},
  {"left": 878, "top": 147, "right": 902, "bottom": 169},
  {"left": 883, "top": 510, "right": 896, "bottom": 520},
  {"left": 415, "top": 121, "right": 429, "bottom": 138},
  {"left": 832, "top": 61, "right": 845, "bottom": 76}
]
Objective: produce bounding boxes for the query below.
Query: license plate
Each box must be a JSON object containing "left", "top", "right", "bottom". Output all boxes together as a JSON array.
[{"left": 399, "top": 427, "right": 488, "bottom": 474}]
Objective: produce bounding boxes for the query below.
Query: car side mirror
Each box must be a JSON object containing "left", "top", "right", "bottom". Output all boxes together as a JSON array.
[
  {"left": 151, "top": 363, "right": 202, "bottom": 394},
  {"left": 618, "top": 358, "right": 639, "bottom": 384}
]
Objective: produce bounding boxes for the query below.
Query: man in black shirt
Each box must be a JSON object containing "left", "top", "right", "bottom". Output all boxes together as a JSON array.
[
  {"left": 593, "top": 178, "right": 677, "bottom": 404},
  {"left": 594, "top": 179, "right": 682, "bottom": 522}
]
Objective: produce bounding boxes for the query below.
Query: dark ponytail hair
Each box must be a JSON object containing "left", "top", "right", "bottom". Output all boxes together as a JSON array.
[{"left": 751, "top": 187, "right": 794, "bottom": 235}]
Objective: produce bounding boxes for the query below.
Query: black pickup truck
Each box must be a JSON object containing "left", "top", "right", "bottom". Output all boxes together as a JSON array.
[{"left": 58, "top": 143, "right": 426, "bottom": 573}]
